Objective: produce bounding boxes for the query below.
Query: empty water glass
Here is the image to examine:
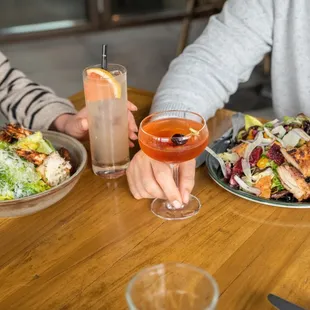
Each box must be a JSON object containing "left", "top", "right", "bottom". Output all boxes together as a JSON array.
[{"left": 126, "top": 263, "right": 219, "bottom": 310}]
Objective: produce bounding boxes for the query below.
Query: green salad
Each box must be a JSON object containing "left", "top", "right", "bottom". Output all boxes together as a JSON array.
[{"left": 0, "top": 124, "right": 72, "bottom": 200}]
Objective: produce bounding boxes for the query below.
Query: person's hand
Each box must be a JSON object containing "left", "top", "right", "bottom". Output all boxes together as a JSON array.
[
  {"left": 53, "top": 101, "right": 138, "bottom": 145},
  {"left": 126, "top": 150, "right": 196, "bottom": 208}
]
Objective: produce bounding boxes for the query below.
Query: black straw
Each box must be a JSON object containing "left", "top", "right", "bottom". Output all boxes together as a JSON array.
[{"left": 101, "top": 44, "right": 108, "bottom": 70}]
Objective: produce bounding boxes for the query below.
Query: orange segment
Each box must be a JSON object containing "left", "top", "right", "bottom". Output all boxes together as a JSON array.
[
  {"left": 255, "top": 175, "right": 272, "bottom": 199},
  {"left": 232, "top": 143, "right": 247, "bottom": 158},
  {"left": 256, "top": 157, "right": 269, "bottom": 169},
  {"left": 84, "top": 68, "right": 121, "bottom": 102}
]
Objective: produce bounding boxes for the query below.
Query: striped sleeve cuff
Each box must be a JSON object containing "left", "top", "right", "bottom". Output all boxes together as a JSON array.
[{"left": 28, "top": 101, "right": 77, "bottom": 131}]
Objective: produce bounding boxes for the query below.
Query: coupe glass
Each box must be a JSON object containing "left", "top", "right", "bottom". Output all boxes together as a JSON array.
[
  {"left": 138, "top": 110, "right": 209, "bottom": 220},
  {"left": 126, "top": 263, "right": 219, "bottom": 310}
]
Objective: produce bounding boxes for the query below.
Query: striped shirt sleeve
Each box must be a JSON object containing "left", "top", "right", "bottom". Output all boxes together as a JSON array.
[{"left": 0, "top": 52, "right": 77, "bottom": 130}]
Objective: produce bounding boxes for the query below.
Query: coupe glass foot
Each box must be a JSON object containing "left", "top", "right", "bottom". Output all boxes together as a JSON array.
[{"left": 150, "top": 194, "right": 201, "bottom": 220}]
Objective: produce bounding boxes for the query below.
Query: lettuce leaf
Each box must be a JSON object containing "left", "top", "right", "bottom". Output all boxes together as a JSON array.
[
  {"left": 0, "top": 141, "right": 9, "bottom": 150},
  {"left": 269, "top": 161, "right": 285, "bottom": 191},
  {"left": 264, "top": 122, "right": 274, "bottom": 129},
  {"left": 13, "top": 132, "right": 54, "bottom": 154},
  {"left": 271, "top": 175, "right": 285, "bottom": 191},
  {"left": 0, "top": 149, "right": 49, "bottom": 199},
  {"left": 283, "top": 116, "right": 302, "bottom": 126}
]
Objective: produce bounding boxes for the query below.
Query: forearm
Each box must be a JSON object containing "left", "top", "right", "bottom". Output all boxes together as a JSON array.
[
  {"left": 151, "top": 0, "right": 273, "bottom": 119},
  {"left": 0, "top": 53, "right": 76, "bottom": 130}
]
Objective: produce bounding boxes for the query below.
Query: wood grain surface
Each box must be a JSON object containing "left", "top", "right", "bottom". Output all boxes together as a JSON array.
[{"left": 0, "top": 88, "right": 309, "bottom": 310}]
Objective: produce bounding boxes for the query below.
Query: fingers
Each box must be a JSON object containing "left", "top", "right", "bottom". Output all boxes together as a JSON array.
[
  {"left": 127, "top": 110, "right": 138, "bottom": 147},
  {"left": 179, "top": 159, "right": 196, "bottom": 204},
  {"left": 129, "top": 139, "right": 135, "bottom": 148},
  {"left": 127, "top": 152, "right": 150, "bottom": 199},
  {"left": 152, "top": 162, "right": 183, "bottom": 208},
  {"left": 80, "top": 118, "right": 88, "bottom": 131},
  {"left": 131, "top": 157, "right": 152, "bottom": 199},
  {"left": 127, "top": 102, "right": 138, "bottom": 148},
  {"left": 126, "top": 159, "right": 140, "bottom": 199},
  {"left": 128, "top": 110, "right": 138, "bottom": 133},
  {"left": 127, "top": 101, "right": 138, "bottom": 112},
  {"left": 129, "top": 131, "right": 138, "bottom": 141},
  {"left": 127, "top": 151, "right": 165, "bottom": 200}
]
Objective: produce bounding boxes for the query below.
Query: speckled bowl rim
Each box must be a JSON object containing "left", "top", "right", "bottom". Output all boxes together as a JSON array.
[{"left": 0, "top": 130, "right": 88, "bottom": 206}]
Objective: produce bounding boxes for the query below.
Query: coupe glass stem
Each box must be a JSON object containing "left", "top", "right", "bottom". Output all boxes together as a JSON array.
[{"left": 165, "top": 163, "right": 183, "bottom": 210}]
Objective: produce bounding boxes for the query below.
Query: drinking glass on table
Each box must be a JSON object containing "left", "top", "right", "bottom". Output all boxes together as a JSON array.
[
  {"left": 138, "top": 110, "right": 209, "bottom": 220},
  {"left": 126, "top": 263, "right": 219, "bottom": 310},
  {"left": 83, "top": 63, "right": 129, "bottom": 179}
]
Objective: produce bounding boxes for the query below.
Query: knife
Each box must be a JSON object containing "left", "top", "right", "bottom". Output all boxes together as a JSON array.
[{"left": 268, "top": 294, "right": 306, "bottom": 310}]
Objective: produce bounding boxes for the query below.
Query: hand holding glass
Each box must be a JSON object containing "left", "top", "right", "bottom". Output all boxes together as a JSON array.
[{"left": 138, "top": 110, "right": 209, "bottom": 220}]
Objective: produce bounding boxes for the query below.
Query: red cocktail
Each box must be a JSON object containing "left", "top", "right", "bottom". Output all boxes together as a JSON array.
[{"left": 138, "top": 110, "right": 209, "bottom": 220}]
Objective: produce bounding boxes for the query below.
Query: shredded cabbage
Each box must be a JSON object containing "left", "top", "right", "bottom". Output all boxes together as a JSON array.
[
  {"left": 264, "top": 127, "right": 284, "bottom": 146},
  {"left": 234, "top": 175, "right": 261, "bottom": 195},
  {"left": 252, "top": 168, "right": 274, "bottom": 182},
  {"left": 219, "top": 152, "right": 239, "bottom": 164},
  {"left": 205, "top": 146, "right": 228, "bottom": 178},
  {"left": 241, "top": 158, "right": 252, "bottom": 184}
]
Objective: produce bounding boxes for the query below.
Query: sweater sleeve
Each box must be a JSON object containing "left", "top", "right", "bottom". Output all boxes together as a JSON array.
[
  {"left": 0, "top": 52, "right": 77, "bottom": 130},
  {"left": 151, "top": 0, "right": 274, "bottom": 119}
]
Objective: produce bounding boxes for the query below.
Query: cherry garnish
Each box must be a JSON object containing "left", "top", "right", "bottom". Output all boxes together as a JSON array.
[{"left": 171, "top": 133, "right": 188, "bottom": 146}]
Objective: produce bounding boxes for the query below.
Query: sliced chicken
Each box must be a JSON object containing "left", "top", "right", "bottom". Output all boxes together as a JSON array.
[
  {"left": 281, "top": 142, "right": 310, "bottom": 177},
  {"left": 277, "top": 165, "right": 310, "bottom": 201},
  {"left": 58, "top": 147, "right": 71, "bottom": 162},
  {"left": 0, "top": 130, "right": 12, "bottom": 143},
  {"left": 36, "top": 152, "right": 71, "bottom": 187},
  {"left": 4, "top": 123, "right": 32, "bottom": 139},
  {"left": 15, "top": 149, "right": 47, "bottom": 166},
  {"left": 0, "top": 124, "right": 32, "bottom": 143}
]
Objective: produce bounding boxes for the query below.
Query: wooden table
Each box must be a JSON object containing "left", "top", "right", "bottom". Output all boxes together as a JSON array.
[{"left": 1, "top": 88, "right": 310, "bottom": 310}]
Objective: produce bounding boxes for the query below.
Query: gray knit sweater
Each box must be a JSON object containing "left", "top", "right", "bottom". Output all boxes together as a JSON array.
[
  {"left": 152, "top": 0, "right": 310, "bottom": 120},
  {"left": 0, "top": 52, "right": 76, "bottom": 130}
]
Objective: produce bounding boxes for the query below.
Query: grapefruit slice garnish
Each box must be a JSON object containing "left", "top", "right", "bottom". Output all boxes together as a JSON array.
[{"left": 86, "top": 68, "right": 121, "bottom": 99}]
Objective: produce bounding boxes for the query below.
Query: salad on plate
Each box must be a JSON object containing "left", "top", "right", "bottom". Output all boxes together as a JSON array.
[
  {"left": 206, "top": 113, "right": 310, "bottom": 202},
  {"left": 0, "top": 124, "right": 72, "bottom": 200}
]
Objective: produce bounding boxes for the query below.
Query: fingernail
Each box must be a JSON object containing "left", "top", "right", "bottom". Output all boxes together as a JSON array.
[
  {"left": 131, "top": 133, "right": 138, "bottom": 140},
  {"left": 128, "top": 101, "right": 138, "bottom": 111},
  {"left": 183, "top": 191, "right": 190, "bottom": 204},
  {"left": 81, "top": 118, "right": 88, "bottom": 130},
  {"left": 172, "top": 200, "right": 182, "bottom": 209}
]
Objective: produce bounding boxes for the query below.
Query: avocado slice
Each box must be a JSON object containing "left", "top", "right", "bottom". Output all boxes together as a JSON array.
[{"left": 245, "top": 115, "right": 263, "bottom": 131}]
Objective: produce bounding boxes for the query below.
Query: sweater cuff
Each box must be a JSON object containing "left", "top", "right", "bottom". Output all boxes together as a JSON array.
[
  {"left": 150, "top": 100, "right": 190, "bottom": 114},
  {"left": 30, "top": 102, "right": 77, "bottom": 131}
]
